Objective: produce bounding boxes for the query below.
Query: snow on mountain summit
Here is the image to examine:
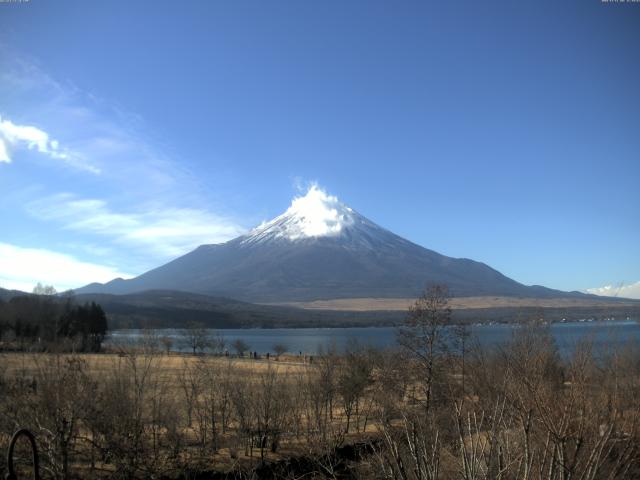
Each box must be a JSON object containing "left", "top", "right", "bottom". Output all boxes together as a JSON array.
[{"left": 242, "top": 186, "right": 357, "bottom": 244}]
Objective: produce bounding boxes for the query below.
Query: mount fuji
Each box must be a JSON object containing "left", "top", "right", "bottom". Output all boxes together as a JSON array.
[{"left": 76, "top": 187, "right": 584, "bottom": 303}]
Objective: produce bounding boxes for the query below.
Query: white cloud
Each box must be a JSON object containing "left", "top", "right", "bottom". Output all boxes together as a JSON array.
[
  {"left": 0, "top": 138, "right": 9, "bottom": 163},
  {"left": 0, "top": 114, "right": 100, "bottom": 173},
  {"left": 0, "top": 52, "right": 228, "bottom": 202},
  {"left": 586, "top": 281, "right": 640, "bottom": 300},
  {"left": 0, "top": 242, "right": 133, "bottom": 293},
  {"left": 245, "top": 185, "right": 355, "bottom": 243},
  {"left": 2, "top": 51, "right": 246, "bottom": 284},
  {"left": 27, "top": 194, "right": 246, "bottom": 258},
  {"left": 0, "top": 116, "right": 50, "bottom": 154},
  {"left": 285, "top": 185, "right": 353, "bottom": 239}
]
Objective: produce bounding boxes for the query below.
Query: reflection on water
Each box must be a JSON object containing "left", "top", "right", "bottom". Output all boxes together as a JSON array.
[{"left": 107, "top": 320, "right": 640, "bottom": 356}]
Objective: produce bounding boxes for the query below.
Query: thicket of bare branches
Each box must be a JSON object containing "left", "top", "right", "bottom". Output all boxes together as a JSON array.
[
  {"left": 0, "top": 290, "right": 638, "bottom": 479},
  {"left": 374, "top": 287, "right": 640, "bottom": 480}
]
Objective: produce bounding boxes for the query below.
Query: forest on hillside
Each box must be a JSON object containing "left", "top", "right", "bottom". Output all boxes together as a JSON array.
[{"left": 0, "top": 289, "right": 108, "bottom": 353}]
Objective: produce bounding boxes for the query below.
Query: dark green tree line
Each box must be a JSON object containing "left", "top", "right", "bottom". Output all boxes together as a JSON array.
[{"left": 0, "top": 292, "right": 108, "bottom": 352}]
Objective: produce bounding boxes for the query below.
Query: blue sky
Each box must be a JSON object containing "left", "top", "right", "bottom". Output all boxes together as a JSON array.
[{"left": 0, "top": 0, "right": 638, "bottom": 297}]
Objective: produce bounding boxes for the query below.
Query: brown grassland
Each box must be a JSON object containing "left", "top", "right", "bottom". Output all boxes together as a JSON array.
[
  {"left": 1, "top": 288, "right": 639, "bottom": 479},
  {"left": 270, "top": 296, "right": 640, "bottom": 312},
  {"left": 0, "top": 352, "right": 329, "bottom": 471}
]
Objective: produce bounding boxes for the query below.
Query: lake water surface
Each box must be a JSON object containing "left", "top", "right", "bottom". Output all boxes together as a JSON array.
[{"left": 108, "top": 319, "right": 640, "bottom": 356}]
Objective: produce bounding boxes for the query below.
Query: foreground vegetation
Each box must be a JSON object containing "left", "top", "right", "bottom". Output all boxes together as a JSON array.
[{"left": 0, "top": 287, "right": 639, "bottom": 479}]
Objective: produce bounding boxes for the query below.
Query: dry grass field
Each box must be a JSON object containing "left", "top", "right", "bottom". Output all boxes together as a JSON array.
[
  {"left": 0, "top": 349, "right": 381, "bottom": 478},
  {"left": 1, "top": 320, "right": 639, "bottom": 479},
  {"left": 270, "top": 296, "right": 640, "bottom": 311},
  {"left": 1, "top": 351, "right": 311, "bottom": 379}
]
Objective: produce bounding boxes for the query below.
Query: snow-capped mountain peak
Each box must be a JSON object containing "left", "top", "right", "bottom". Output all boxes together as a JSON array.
[
  {"left": 243, "top": 186, "right": 357, "bottom": 244},
  {"left": 75, "top": 186, "right": 580, "bottom": 303}
]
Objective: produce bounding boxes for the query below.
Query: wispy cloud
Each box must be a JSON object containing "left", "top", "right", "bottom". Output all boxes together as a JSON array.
[
  {"left": 586, "top": 281, "right": 640, "bottom": 300},
  {"left": 0, "top": 114, "right": 100, "bottom": 173},
  {"left": 2, "top": 50, "right": 246, "bottom": 281},
  {"left": 27, "top": 194, "right": 246, "bottom": 258},
  {"left": 1, "top": 52, "right": 198, "bottom": 194},
  {"left": 0, "top": 242, "right": 133, "bottom": 293}
]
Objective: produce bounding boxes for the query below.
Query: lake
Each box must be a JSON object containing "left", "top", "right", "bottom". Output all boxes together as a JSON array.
[{"left": 107, "top": 319, "right": 640, "bottom": 356}]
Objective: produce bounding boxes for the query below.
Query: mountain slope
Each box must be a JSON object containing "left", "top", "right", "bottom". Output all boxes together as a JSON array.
[
  {"left": 76, "top": 187, "right": 589, "bottom": 302},
  {"left": 0, "top": 287, "right": 30, "bottom": 301}
]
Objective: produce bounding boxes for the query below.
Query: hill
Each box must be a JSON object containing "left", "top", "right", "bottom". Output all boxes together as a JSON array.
[
  {"left": 76, "top": 289, "right": 640, "bottom": 329},
  {"left": 74, "top": 290, "right": 400, "bottom": 329}
]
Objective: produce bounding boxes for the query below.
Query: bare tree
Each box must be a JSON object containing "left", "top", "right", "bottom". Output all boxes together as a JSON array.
[
  {"left": 177, "top": 358, "right": 200, "bottom": 428},
  {"left": 88, "top": 352, "right": 157, "bottom": 479},
  {"left": 32, "top": 354, "right": 94, "bottom": 480},
  {"left": 273, "top": 343, "right": 287, "bottom": 359},
  {"left": 211, "top": 331, "right": 226, "bottom": 355},
  {"left": 398, "top": 284, "right": 452, "bottom": 413},
  {"left": 232, "top": 338, "right": 250, "bottom": 357},
  {"left": 33, "top": 282, "right": 57, "bottom": 295},
  {"left": 139, "top": 329, "right": 160, "bottom": 354},
  {"left": 182, "top": 323, "right": 211, "bottom": 354},
  {"left": 159, "top": 335, "right": 173, "bottom": 355},
  {"left": 251, "top": 366, "right": 292, "bottom": 460},
  {"left": 337, "top": 341, "right": 373, "bottom": 433}
]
